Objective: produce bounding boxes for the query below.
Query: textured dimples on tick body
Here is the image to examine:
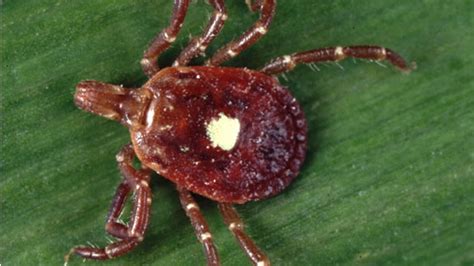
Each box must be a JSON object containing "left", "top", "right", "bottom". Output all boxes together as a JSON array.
[{"left": 132, "top": 66, "right": 307, "bottom": 203}]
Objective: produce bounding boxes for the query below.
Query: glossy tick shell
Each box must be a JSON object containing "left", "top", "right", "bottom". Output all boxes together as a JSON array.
[{"left": 132, "top": 66, "right": 307, "bottom": 203}]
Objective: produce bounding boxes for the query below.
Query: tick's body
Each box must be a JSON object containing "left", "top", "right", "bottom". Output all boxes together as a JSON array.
[
  {"left": 67, "top": 1, "right": 410, "bottom": 265},
  {"left": 134, "top": 67, "right": 307, "bottom": 203}
]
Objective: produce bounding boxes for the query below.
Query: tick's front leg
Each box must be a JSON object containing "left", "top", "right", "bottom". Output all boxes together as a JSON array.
[
  {"left": 173, "top": 0, "right": 227, "bottom": 67},
  {"left": 141, "top": 0, "right": 190, "bottom": 77},
  {"left": 206, "top": 0, "right": 276, "bottom": 66},
  {"left": 261, "top": 45, "right": 413, "bottom": 75},
  {"left": 65, "top": 145, "right": 152, "bottom": 263}
]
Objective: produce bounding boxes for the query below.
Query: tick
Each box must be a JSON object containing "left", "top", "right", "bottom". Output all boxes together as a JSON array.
[{"left": 65, "top": 0, "right": 410, "bottom": 265}]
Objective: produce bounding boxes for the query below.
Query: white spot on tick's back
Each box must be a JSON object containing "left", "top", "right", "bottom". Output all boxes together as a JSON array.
[{"left": 206, "top": 113, "right": 240, "bottom": 151}]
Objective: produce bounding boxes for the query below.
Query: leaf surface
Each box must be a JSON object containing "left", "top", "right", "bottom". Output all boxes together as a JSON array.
[{"left": 1, "top": 0, "right": 473, "bottom": 265}]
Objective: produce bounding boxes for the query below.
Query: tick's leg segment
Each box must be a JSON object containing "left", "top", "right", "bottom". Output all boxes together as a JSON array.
[
  {"left": 103, "top": 145, "right": 152, "bottom": 240},
  {"left": 177, "top": 186, "right": 220, "bottom": 266},
  {"left": 206, "top": 0, "right": 276, "bottom": 66},
  {"left": 65, "top": 145, "right": 152, "bottom": 263},
  {"left": 141, "top": 0, "right": 190, "bottom": 77},
  {"left": 218, "top": 203, "right": 270, "bottom": 266},
  {"left": 104, "top": 180, "right": 131, "bottom": 239},
  {"left": 173, "top": 0, "right": 227, "bottom": 67},
  {"left": 261, "top": 45, "right": 411, "bottom": 75}
]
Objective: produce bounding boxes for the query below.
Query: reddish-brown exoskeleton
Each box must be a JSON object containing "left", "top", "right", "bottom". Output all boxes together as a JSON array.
[{"left": 66, "top": 0, "right": 411, "bottom": 265}]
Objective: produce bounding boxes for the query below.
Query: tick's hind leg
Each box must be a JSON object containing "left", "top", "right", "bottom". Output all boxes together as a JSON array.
[
  {"left": 65, "top": 145, "right": 152, "bottom": 263},
  {"left": 206, "top": 0, "right": 276, "bottom": 66},
  {"left": 261, "top": 45, "right": 412, "bottom": 75},
  {"left": 173, "top": 0, "right": 227, "bottom": 67},
  {"left": 218, "top": 203, "right": 270, "bottom": 266},
  {"left": 141, "top": 0, "right": 190, "bottom": 77},
  {"left": 177, "top": 186, "right": 220, "bottom": 266}
]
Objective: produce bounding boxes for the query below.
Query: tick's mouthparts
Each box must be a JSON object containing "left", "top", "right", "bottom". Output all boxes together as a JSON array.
[
  {"left": 74, "top": 80, "right": 151, "bottom": 128},
  {"left": 74, "top": 80, "right": 127, "bottom": 121}
]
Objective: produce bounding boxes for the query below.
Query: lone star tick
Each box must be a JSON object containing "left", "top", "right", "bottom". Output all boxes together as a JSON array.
[{"left": 66, "top": 0, "right": 411, "bottom": 265}]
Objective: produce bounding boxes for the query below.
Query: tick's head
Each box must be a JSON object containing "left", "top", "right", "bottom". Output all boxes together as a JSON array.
[{"left": 74, "top": 80, "right": 151, "bottom": 129}]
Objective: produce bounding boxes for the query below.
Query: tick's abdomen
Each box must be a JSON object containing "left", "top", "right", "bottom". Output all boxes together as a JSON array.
[{"left": 132, "top": 66, "right": 307, "bottom": 203}]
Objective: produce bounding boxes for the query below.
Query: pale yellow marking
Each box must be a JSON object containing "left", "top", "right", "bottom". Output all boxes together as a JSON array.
[
  {"left": 227, "top": 49, "right": 237, "bottom": 57},
  {"left": 140, "top": 58, "right": 152, "bottom": 68},
  {"left": 257, "top": 261, "right": 268, "bottom": 266},
  {"left": 200, "top": 232, "right": 212, "bottom": 241},
  {"left": 147, "top": 197, "right": 152, "bottom": 205},
  {"left": 102, "top": 112, "right": 120, "bottom": 120},
  {"left": 199, "top": 44, "right": 207, "bottom": 52},
  {"left": 159, "top": 124, "right": 173, "bottom": 131},
  {"left": 104, "top": 246, "right": 113, "bottom": 258},
  {"left": 140, "top": 180, "right": 149, "bottom": 187},
  {"left": 135, "top": 233, "right": 144, "bottom": 242},
  {"left": 220, "top": 13, "right": 228, "bottom": 21},
  {"left": 206, "top": 112, "right": 241, "bottom": 151},
  {"left": 229, "top": 222, "right": 242, "bottom": 230},
  {"left": 163, "top": 32, "right": 176, "bottom": 43},
  {"left": 115, "top": 153, "right": 124, "bottom": 162},
  {"left": 186, "top": 203, "right": 199, "bottom": 210},
  {"left": 335, "top": 46, "right": 346, "bottom": 60},
  {"left": 379, "top": 47, "right": 387, "bottom": 59},
  {"left": 130, "top": 222, "right": 138, "bottom": 237},
  {"left": 283, "top": 55, "right": 296, "bottom": 68},
  {"left": 217, "top": 12, "right": 228, "bottom": 21},
  {"left": 256, "top": 26, "right": 268, "bottom": 34},
  {"left": 146, "top": 105, "right": 155, "bottom": 127}
]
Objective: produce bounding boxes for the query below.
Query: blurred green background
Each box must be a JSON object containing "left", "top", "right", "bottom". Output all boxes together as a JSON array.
[{"left": 1, "top": 0, "right": 473, "bottom": 265}]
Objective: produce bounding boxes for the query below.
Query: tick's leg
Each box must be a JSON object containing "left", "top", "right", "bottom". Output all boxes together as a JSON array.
[
  {"left": 261, "top": 45, "right": 412, "bottom": 75},
  {"left": 206, "top": 0, "right": 276, "bottom": 66},
  {"left": 173, "top": 0, "right": 227, "bottom": 67},
  {"left": 177, "top": 186, "right": 220, "bottom": 266},
  {"left": 103, "top": 180, "right": 131, "bottom": 240},
  {"left": 65, "top": 145, "right": 152, "bottom": 263},
  {"left": 245, "top": 0, "right": 263, "bottom": 12},
  {"left": 218, "top": 203, "right": 270, "bottom": 266},
  {"left": 141, "top": 0, "right": 190, "bottom": 77},
  {"left": 104, "top": 145, "right": 152, "bottom": 239}
]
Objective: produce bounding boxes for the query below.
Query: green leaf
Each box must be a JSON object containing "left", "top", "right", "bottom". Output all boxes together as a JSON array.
[{"left": 2, "top": 0, "right": 473, "bottom": 265}]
